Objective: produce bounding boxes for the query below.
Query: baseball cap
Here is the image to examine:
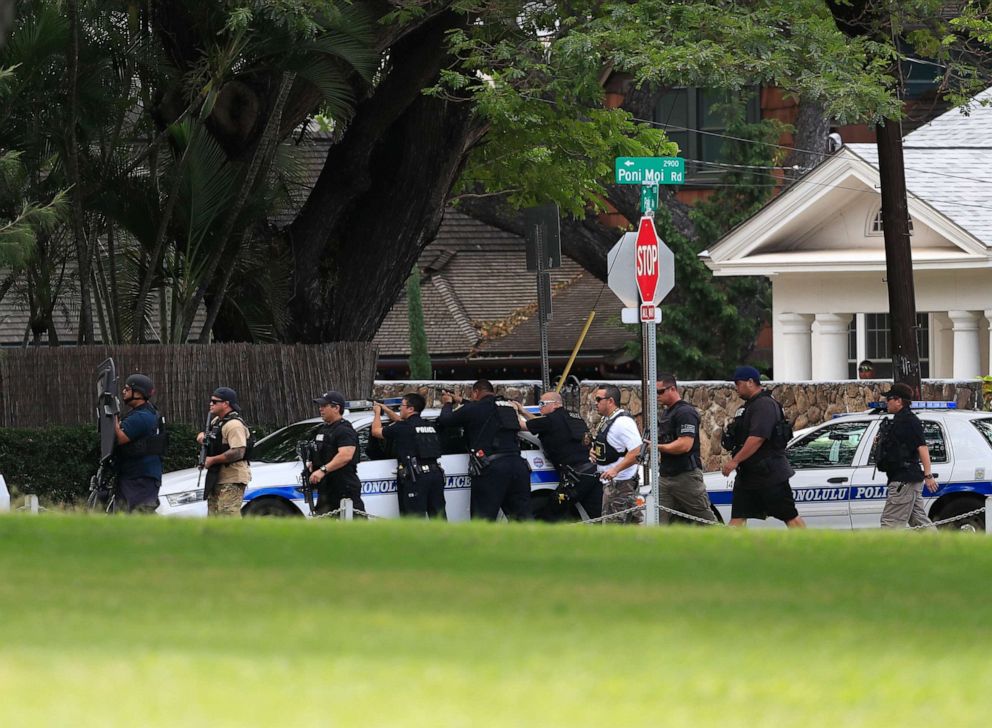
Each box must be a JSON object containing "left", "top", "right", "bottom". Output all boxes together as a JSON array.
[
  {"left": 880, "top": 382, "right": 914, "bottom": 401},
  {"left": 212, "top": 386, "right": 241, "bottom": 412},
  {"left": 313, "top": 390, "right": 346, "bottom": 409},
  {"left": 731, "top": 365, "right": 762, "bottom": 383}
]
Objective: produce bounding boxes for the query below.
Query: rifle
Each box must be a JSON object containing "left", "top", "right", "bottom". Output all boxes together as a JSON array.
[
  {"left": 195, "top": 406, "right": 212, "bottom": 500},
  {"left": 87, "top": 358, "right": 120, "bottom": 512},
  {"left": 297, "top": 440, "right": 315, "bottom": 516}
]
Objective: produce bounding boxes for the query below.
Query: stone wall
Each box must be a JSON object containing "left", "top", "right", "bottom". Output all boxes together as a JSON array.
[{"left": 372, "top": 379, "right": 984, "bottom": 471}]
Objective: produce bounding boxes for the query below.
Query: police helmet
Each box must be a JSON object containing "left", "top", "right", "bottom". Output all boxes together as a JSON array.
[{"left": 125, "top": 373, "right": 154, "bottom": 399}]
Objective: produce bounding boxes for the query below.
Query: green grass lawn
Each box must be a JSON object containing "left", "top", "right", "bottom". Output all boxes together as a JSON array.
[{"left": 0, "top": 515, "right": 988, "bottom": 727}]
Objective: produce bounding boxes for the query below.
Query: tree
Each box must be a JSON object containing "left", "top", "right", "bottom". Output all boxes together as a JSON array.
[{"left": 406, "top": 271, "right": 432, "bottom": 378}]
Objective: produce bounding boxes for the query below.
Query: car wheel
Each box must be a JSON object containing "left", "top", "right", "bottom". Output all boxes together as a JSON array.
[
  {"left": 931, "top": 496, "right": 985, "bottom": 532},
  {"left": 243, "top": 497, "right": 301, "bottom": 517}
]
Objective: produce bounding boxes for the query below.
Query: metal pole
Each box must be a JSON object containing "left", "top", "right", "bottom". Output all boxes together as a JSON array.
[
  {"left": 539, "top": 273, "right": 551, "bottom": 391},
  {"left": 556, "top": 312, "right": 596, "bottom": 393},
  {"left": 341, "top": 497, "right": 353, "bottom": 521},
  {"left": 645, "top": 321, "right": 659, "bottom": 526}
]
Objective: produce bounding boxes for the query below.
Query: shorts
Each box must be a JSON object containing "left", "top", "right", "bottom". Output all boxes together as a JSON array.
[{"left": 731, "top": 480, "right": 799, "bottom": 522}]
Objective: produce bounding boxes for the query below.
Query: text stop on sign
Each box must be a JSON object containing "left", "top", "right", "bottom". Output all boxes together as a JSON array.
[{"left": 634, "top": 216, "right": 660, "bottom": 303}]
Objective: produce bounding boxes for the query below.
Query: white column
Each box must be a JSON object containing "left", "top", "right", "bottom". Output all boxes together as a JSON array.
[
  {"left": 811, "top": 313, "right": 852, "bottom": 380},
  {"left": 948, "top": 310, "right": 981, "bottom": 379},
  {"left": 984, "top": 309, "right": 992, "bottom": 376},
  {"left": 776, "top": 313, "right": 814, "bottom": 380},
  {"left": 931, "top": 312, "right": 954, "bottom": 379}
]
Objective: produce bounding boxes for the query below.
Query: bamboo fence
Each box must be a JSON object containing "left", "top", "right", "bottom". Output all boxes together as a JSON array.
[{"left": 0, "top": 343, "right": 379, "bottom": 427}]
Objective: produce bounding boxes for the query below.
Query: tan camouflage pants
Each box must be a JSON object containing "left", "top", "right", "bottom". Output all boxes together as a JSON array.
[
  {"left": 208, "top": 483, "right": 246, "bottom": 517},
  {"left": 601, "top": 477, "right": 643, "bottom": 525}
]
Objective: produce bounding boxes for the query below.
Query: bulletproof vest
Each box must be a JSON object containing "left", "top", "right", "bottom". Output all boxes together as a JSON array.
[
  {"left": 470, "top": 395, "right": 521, "bottom": 455},
  {"left": 409, "top": 415, "right": 442, "bottom": 460},
  {"left": 726, "top": 391, "right": 791, "bottom": 458},
  {"left": 535, "top": 407, "right": 590, "bottom": 468},
  {"left": 657, "top": 400, "right": 701, "bottom": 474},
  {"left": 206, "top": 412, "right": 255, "bottom": 463},
  {"left": 116, "top": 403, "right": 168, "bottom": 459},
  {"left": 873, "top": 415, "right": 912, "bottom": 473},
  {"left": 592, "top": 410, "right": 634, "bottom": 466},
  {"left": 313, "top": 419, "right": 359, "bottom": 472}
]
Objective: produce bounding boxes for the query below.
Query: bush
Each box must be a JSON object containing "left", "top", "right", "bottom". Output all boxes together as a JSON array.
[{"left": 0, "top": 422, "right": 270, "bottom": 505}]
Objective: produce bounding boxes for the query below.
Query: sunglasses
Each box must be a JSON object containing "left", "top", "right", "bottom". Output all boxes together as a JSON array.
[
  {"left": 209, "top": 399, "right": 223, "bottom": 404},
  {"left": 538, "top": 400, "right": 555, "bottom": 407},
  {"left": 656, "top": 386, "right": 673, "bottom": 394},
  {"left": 594, "top": 396, "right": 611, "bottom": 402}
]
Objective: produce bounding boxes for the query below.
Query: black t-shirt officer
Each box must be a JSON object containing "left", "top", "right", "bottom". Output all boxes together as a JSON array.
[
  {"left": 308, "top": 390, "right": 366, "bottom": 515},
  {"left": 657, "top": 400, "right": 701, "bottom": 476},
  {"left": 515, "top": 393, "right": 601, "bottom": 519},
  {"left": 721, "top": 366, "right": 804, "bottom": 528},
  {"left": 372, "top": 393, "right": 446, "bottom": 518},
  {"left": 438, "top": 379, "right": 532, "bottom": 521}
]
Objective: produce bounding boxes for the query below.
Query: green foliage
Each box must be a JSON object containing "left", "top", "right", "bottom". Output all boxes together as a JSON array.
[
  {"left": 0, "top": 421, "right": 272, "bottom": 504},
  {"left": 406, "top": 272, "right": 432, "bottom": 379}
]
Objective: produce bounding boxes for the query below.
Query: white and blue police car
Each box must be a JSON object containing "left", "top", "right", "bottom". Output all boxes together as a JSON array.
[
  {"left": 157, "top": 401, "right": 573, "bottom": 520},
  {"left": 703, "top": 402, "right": 992, "bottom": 531}
]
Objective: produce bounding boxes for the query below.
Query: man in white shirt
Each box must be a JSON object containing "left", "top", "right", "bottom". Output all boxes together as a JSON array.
[{"left": 590, "top": 385, "right": 643, "bottom": 524}]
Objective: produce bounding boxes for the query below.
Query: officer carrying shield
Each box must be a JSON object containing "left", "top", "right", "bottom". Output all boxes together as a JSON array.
[
  {"left": 513, "top": 392, "right": 602, "bottom": 520},
  {"left": 113, "top": 373, "right": 167, "bottom": 513},
  {"left": 437, "top": 380, "right": 532, "bottom": 521},
  {"left": 307, "top": 390, "right": 366, "bottom": 515},
  {"left": 372, "top": 393, "right": 446, "bottom": 518}
]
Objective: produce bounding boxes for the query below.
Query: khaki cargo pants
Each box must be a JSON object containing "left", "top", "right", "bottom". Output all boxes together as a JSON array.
[
  {"left": 880, "top": 480, "right": 935, "bottom": 530},
  {"left": 659, "top": 469, "right": 717, "bottom": 525},
  {"left": 208, "top": 483, "right": 246, "bottom": 517}
]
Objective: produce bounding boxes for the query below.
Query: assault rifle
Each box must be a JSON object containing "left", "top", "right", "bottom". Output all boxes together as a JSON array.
[
  {"left": 87, "top": 358, "right": 120, "bottom": 512},
  {"left": 195, "top": 406, "right": 212, "bottom": 500},
  {"left": 297, "top": 440, "right": 315, "bottom": 516}
]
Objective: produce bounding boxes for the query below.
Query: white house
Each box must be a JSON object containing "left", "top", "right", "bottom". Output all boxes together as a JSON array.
[{"left": 701, "top": 91, "right": 992, "bottom": 380}]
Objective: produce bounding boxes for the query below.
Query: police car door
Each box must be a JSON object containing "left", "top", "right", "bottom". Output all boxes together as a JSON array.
[
  {"left": 849, "top": 416, "right": 950, "bottom": 528},
  {"left": 785, "top": 420, "right": 871, "bottom": 528}
]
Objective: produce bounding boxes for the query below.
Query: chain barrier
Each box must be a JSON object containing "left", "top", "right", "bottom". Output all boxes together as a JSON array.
[
  {"left": 313, "top": 508, "right": 342, "bottom": 519},
  {"left": 312, "top": 506, "right": 383, "bottom": 520},
  {"left": 577, "top": 504, "right": 646, "bottom": 525},
  {"left": 910, "top": 504, "right": 986, "bottom": 530},
  {"left": 656, "top": 502, "right": 725, "bottom": 526}
]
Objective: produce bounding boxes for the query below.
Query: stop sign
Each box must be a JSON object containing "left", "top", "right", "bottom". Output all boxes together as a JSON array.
[{"left": 634, "top": 216, "right": 659, "bottom": 303}]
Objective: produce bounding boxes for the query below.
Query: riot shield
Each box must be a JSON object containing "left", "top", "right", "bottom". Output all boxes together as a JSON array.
[{"left": 87, "top": 358, "right": 120, "bottom": 511}]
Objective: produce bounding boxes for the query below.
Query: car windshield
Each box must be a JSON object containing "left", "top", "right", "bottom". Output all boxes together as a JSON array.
[{"left": 252, "top": 422, "right": 320, "bottom": 463}]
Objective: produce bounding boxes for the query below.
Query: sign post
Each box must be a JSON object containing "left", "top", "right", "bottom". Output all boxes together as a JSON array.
[
  {"left": 524, "top": 204, "right": 561, "bottom": 391},
  {"left": 610, "top": 156, "right": 683, "bottom": 525}
]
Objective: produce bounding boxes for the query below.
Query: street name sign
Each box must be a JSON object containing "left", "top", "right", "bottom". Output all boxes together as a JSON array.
[{"left": 615, "top": 157, "right": 685, "bottom": 185}]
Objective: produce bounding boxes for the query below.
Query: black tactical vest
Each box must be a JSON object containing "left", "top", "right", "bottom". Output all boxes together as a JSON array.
[
  {"left": 117, "top": 403, "right": 168, "bottom": 459},
  {"left": 592, "top": 410, "right": 635, "bottom": 466},
  {"left": 206, "top": 412, "right": 255, "bottom": 463}
]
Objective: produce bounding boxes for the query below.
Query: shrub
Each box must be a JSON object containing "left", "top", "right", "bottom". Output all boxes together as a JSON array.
[{"left": 0, "top": 422, "right": 270, "bottom": 505}]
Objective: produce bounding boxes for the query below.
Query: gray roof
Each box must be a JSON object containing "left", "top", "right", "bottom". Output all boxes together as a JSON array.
[{"left": 373, "top": 209, "right": 634, "bottom": 359}]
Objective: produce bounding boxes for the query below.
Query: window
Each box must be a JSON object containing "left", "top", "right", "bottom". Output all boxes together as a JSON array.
[
  {"left": 654, "top": 88, "right": 761, "bottom": 180},
  {"left": 787, "top": 421, "right": 871, "bottom": 469},
  {"left": 847, "top": 313, "right": 930, "bottom": 378},
  {"left": 867, "top": 207, "right": 913, "bottom": 237},
  {"left": 252, "top": 422, "right": 320, "bottom": 463},
  {"left": 971, "top": 418, "right": 992, "bottom": 450}
]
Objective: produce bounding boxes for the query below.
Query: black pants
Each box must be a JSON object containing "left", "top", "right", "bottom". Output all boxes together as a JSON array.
[
  {"left": 316, "top": 475, "right": 366, "bottom": 515},
  {"left": 562, "top": 462, "right": 603, "bottom": 520},
  {"left": 471, "top": 455, "right": 532, "bottom": 521},
  {"left": 115, "top": 476, "right": 161, "bottom": 513},
  {"left": 399, "top": 471, "right": 446, "bottom": 519}
]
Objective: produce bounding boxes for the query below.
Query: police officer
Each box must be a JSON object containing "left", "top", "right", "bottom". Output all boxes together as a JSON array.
[
  {"left": 196, "top": 387, "right": 252, "bottom": 517},
  {"left": 590, "top": 385, "right": 643, "bottom": 524},
  {"left": 876, "top": 382, "right": 937, "bottom": 529},
  {"left": 437, "top": 380, "right": 532, "bottom": 521},
  {"left": 371, "top": 393, "right": 446, "bottom": 519},
  {"left": 654, "top": 374, "right": 716, "bottom": 525},
  {"left": 514, "top": 392, "right": 602, "bottom": 520},
  {"left": 721, "top": 366, "right": 805, "bottom": 528},
  {"left": 112, "top": 373, "right": 166, "bottom": 513},
  {"left": 307, "top": 390, "right": 366, "bottom": 515}
]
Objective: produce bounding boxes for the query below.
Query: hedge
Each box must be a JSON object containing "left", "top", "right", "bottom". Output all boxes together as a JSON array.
[{"left": 0, "top": 423, "right": 270, "bottom": 505}]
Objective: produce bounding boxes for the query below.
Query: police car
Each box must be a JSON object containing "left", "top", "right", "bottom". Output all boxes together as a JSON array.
[
  {"left": 703, "top": 402, "right": 992, "bottom": 531},
  {"left": 157, "top": 400, "right": 572, "bottom": 520}
]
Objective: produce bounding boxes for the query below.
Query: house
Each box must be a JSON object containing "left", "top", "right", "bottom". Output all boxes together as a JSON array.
[
  {"left": 373, "top": 210, "right": 637, "bottom": 380},
  {"left": 701, "top": 88, "right": 992, "bottom": 380}
]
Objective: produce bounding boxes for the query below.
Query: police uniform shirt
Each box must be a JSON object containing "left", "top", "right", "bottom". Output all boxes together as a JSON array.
[
  {"left": 658, "top": 400, "right": 701, "bottom": 475},
  {"left": 438, "top": 395, "right": 520, "bottom": 454},
  {"left": 314, "top": 419, "right": 360, "bottom": 478},
  {"left": 211, "top": 415, "right": 251, "bottom": 485},
  {"left": 885, "top": 408, "right": 926, "bottom": 484},
  {"left": 525, "top": 408, "right": 587, "bottom": 468},
  {"left": 595, "top": 411, "right": 641, "bottom": 481},
  {"left": 383, "top": 414, "right": 432, "bottom": 462},
  {"left": 118, "top": 403, "right": 163, "bottom": 479}
]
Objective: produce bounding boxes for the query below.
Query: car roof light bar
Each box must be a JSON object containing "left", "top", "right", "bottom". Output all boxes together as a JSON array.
[{"left": 866, "top": 400, "right": 958, "bottom": 410}]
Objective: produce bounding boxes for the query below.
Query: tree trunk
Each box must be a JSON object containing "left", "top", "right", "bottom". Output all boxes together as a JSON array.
[
  {"left": 286, "top": 11, "right": 483, "bottom": 342},
  {"left": 876, "top": 118, "right": 922, "bottom": 395}
]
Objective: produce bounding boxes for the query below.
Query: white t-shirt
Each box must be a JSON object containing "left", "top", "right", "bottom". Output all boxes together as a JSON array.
[{"left": 596, "top": 410, "right": 642, "bottom": 481}]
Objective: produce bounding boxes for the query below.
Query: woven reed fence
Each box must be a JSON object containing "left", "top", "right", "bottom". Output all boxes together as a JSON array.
[{"left": 0, "top": 343, "right": 379, "bottom": 427}]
